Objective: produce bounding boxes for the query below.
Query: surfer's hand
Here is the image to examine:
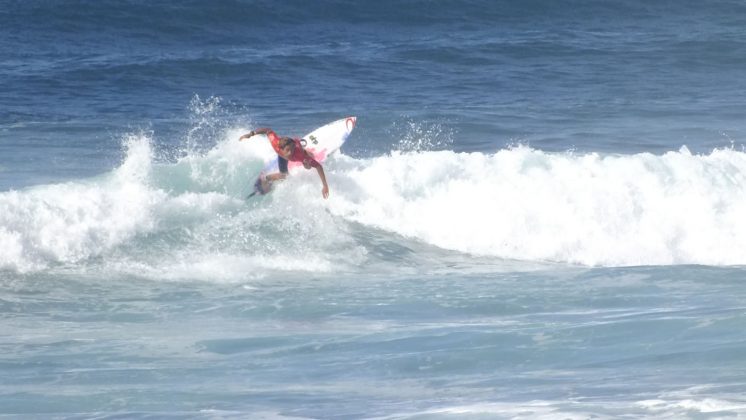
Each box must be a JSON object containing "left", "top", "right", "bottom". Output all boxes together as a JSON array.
[
  {"left": 239, "top": 131, "right": 255, "bottom": 141},
  {"left": 322, "top": 185, "right": 329, "bottom": 199}
]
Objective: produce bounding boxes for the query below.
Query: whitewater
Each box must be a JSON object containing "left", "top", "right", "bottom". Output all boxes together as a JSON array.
[{"left": 3, "top": 129, "right": 746, "bottom": 276}]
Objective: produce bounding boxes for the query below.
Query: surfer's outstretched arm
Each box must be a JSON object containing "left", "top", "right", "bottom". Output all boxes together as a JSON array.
[
  {"left": 306, "top": 159, "right": 329, "bottom": 199},
  {"left": 239, "top": 128, "right": 273, "bottom": 141}
]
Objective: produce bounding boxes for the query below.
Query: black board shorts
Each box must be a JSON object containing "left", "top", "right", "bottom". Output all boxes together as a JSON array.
[{"left": 278, "top": 156, "right": 289, "bottom": 174}]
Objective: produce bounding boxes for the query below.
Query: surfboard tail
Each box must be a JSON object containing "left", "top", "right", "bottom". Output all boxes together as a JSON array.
[{"left": 248, "top": 174, "right": 272, "bottom": 199}]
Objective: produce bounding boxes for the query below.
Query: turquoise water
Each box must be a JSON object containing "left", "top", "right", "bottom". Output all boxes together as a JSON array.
[{"left": 4, "top": 266, "right": 746, "bottom": 418}]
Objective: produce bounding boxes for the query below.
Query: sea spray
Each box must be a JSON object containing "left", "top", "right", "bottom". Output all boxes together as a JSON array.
[
  {"left": 0, "top": 135, "right": 163, "bottom": 272},
  {"left": 0, "top": 122, "right": 365, "bottom": 278}
]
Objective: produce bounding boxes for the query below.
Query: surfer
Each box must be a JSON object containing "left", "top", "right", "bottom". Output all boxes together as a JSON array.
[{"left": 239, "top": 128, "right": 330, "bottom": 198}]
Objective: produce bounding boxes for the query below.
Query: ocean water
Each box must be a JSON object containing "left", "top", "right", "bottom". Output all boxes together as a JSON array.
[{"left": 2, "top": 1, "right": 746, "bottom": 418}]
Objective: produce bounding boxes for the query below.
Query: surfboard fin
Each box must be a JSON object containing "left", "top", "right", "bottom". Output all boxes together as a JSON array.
[{"left": 247, "top": 175, "right": 271, "bottom": 199}]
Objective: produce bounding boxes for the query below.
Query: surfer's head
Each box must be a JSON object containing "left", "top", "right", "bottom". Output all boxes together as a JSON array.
[{"left": 279, "top": 137, "right": 296, "bottom": 157}]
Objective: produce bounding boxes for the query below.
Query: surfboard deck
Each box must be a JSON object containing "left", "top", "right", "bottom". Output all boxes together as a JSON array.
[{"left": 249, "top": 116, "right": 356, "bottom": 197}]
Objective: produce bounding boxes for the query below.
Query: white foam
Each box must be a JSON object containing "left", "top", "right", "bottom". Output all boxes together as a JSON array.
[
  {"left": 0, "top": 135, "right": 164, "bottom": 272},
  {"left": 5, "top": 134, "right": 746, "bottom": 274},
  {"left": 638, "top": 397, "right": 746, "bottom": 414},
  {"left": 329, "top": 146, "right": 746, "bottom": 266},
  {"left": 370, "top": 400, "right": 614, "bottom": 420},
  {"left": 107, "top": 252, "right": 335, "bottom": 283}
]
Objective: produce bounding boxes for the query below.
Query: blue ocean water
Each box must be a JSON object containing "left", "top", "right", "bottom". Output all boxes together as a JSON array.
[{"left": 2, "top": 1, "right": 746, "bottom": 418}]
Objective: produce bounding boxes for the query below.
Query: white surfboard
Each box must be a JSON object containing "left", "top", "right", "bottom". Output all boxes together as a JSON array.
[{"left": 250, "top": 116, "right": 357, "bottom": 196}]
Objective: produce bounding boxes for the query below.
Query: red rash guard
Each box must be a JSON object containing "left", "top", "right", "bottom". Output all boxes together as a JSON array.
[
  {"left": 267, "top": 130, "right": 283, "bottom": 154},
  {"left": 267, "top": 130, "right": 318, "bottom": 164}
]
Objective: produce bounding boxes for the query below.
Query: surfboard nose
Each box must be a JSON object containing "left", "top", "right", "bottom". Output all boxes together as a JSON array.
[{"left": 346, "top": 116, "right": 356, "bottom": 131}]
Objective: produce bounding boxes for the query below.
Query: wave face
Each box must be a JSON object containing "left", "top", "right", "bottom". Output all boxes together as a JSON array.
[{"left": 3, "top": 128, "right": 746, "bottom": 275}]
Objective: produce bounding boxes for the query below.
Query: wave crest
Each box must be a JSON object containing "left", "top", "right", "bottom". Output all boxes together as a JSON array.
[
  {"left": 330, "top": 145, "right": 746, "bottom": 266},
  {"left": 3, "top": 136, "right": 746, "bottom": 276}
]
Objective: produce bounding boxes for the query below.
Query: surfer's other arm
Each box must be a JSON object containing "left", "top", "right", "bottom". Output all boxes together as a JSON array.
[
  {"left": 304, "top": 156, "right": 329, "bottom": 199},
  {"left": 239, "top": 128, "right": 273, "bottom": 141},
  {"left": 300, "top": 148, "right": 330, "bottom": 198}
]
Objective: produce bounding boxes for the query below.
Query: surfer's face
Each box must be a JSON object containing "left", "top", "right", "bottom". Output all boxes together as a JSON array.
[{"left": 280, "top": 139, "right": 295, "bottom": 157}]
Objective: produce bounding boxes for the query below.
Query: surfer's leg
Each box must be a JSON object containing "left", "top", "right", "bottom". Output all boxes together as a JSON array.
[
  {"left": 265, "top": 172, "right": 288, "bottom": 182},
  {"left": 263, "top": 157, "right": 289, "bottom": 182},
  {"left": 254, "top": 157, "right": 289, "bottom": 195}
]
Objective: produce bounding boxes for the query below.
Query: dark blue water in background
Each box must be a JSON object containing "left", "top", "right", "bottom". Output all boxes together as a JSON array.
[
  {"left": 4, "top": 0, "right": 746, "bottom": 189},
  {"left": 3, "top": 1, "right": 746, "bottom": 418}
]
